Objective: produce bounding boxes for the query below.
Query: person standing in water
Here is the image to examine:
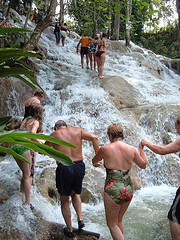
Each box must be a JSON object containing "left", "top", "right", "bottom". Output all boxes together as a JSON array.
[
  {"left": 141, "top": 116, "right": 180, "bottom": 240},
  {"left": 54, "top": 22, "right": 61, "bottom": 45},
  {"left": 44, "top": 120, "right": 99, "bottom": 238},
  {"left": 12, "top": 104, "right": 43, "bottom": 210},
  {"left": 60, "top": 22, "right": 70, "bottom": 46},
  {"left": 90, "top": 32, "right": 108, "bottom": 79},
  {"left": 88, "top": 36, "right": 98, "bottom": 71},
  {"left": 76, "top": 36, "right": 91, "bottom": 69},
  {"left": 24, "top": 89, "right": 45, "bottom": 119},
  {"left": 92, "top": 124, "right": 147, "bottom": 240}
]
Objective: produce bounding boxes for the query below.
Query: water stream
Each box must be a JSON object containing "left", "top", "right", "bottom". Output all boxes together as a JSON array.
[{"left": 1, "top": 22, "right": 180, "bottom": 239}]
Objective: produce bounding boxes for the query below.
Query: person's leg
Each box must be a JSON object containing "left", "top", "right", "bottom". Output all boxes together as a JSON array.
[
  {"left": 89, "top": 53, "right": 92, "bottom": 70},
  {"left": 86, "top": 53, "right": 89, "bottom": 68},
  {"left": 93, "top": 52, "right": 96, "bottom": 71},
  {"left": 95, "top": 56, "right": 100, "bottom": 76},
  {"left": 62, "top": 36, "right": 65, "bottom": 46},
  {"left": 99, "top": 53, "right": 106, "bottom": 77},
  {"left": 14, "top": 150, "right": 32, "bottom": 205},
  {"left": 104, "top": 192, "right": 124, "bottom": 240},
  {"left": 81, "top": 54, "right": 84, "bottom": 68},
  {"left": 117, "top": 200, "right": 131, "bottom": 233},
  {"left": 60, "top": 195, "right": 73, "bottom": 232},
  {"left": 169, "top": 220, "right": 180, "bottom": 240},
  {"left": 71, "top": 191, "right": 83, "bottom": 222}
]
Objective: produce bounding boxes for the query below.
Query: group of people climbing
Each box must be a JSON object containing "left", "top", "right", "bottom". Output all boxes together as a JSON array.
[
  {"left": 53, "top": 21, "right": 108, "bottom": 79},
  {"left": 76, "top": 33, "right": 108, "bottom": 79},
  {"left": 54, "top": 21, "right": 70, "bottom": 46},
  {"left": 10, "top": 87, "right": 180, "bottom": 240}
]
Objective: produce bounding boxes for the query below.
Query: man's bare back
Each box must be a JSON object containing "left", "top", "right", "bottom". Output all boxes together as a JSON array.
[{"left": 45, "top": 122, "right": 99, "bottom": 162}]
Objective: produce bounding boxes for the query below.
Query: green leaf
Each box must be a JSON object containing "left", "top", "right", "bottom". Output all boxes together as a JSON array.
[
  {"left": 0, "top": 133, "right": 74, "bottom": 165},
  {"left": 0, "top": 28, "right": 32, "bottom": 34},
  {"left": 15, "top": 75, "right": 37, "bottom": 90},
  {"left": 0, "top": 146, "right": 30, "bottom": 163},
  {"left": 0, "top": 130, "right": 76, "bottom": 149},
  {"left": 0, "top": 116, "right": 12, "bottom": 128},
  {"left": 0, "top": 67, "right": 34, "bottom": 77},
  {"left": 24, "top": 74, "right": 42, "bottom": 90},
  {"left": 0, "top": 48, "right": 40, "bottom": 64}
]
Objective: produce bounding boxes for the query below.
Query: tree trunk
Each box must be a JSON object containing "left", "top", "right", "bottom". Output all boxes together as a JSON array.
[
  {"left": 113, "top": 0, "right": 120, "bottom": 40},
  {"left": 177, "top": 0, "right": 180, "bottom": 42},
  {"left": 125, "top": 0, "right": 132, "bottom": 47},
  {"left": 59, "top": 0, "right": 64, "bottom": 23},
  {"left": 23, "top": 0, "right": 57, "bottom": 51},
  {"left": 107, "top": 3, "right": 112, "bottom": 39}
]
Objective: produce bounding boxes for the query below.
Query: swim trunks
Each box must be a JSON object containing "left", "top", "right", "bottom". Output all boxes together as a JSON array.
[
  {"left": 80, "top": 47, "right": 89, "bottom": 55},
  {"left": 56, "top": 160, "right": 85, "bottom": 196},
  {"left": 12, "top": 145, "right": 32, "bottom": 156},
  {"left": 104, "top": 168, "right": 134, "bottom": 204},
  {"left": 168, "top": 186, "right": 180, "bottom": 224},
  {"left": 95, "top": 51, "right": 105, "bottom": 57}
]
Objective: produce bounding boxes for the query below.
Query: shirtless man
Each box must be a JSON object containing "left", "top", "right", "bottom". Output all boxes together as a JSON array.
[
  {"left": 90, "top": 32, "right": 108, "bottom": 79},
  {"left": 141, "top": 116, "right": 180, "bottom": 240},
  {"left": 44, "top": 120, "right": 99, "bottom": 238}
]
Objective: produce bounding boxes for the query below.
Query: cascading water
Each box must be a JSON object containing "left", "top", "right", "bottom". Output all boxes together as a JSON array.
[{"left": 0, "top": 20, "right": 180, "bottom": 239}]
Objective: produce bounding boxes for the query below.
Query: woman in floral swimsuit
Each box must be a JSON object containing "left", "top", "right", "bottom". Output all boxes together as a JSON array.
[{"left": 92, "top": 124, "right": 147, "bottom": 240}]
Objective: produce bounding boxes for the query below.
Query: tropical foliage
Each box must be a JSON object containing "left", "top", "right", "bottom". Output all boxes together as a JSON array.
[
  {"left": 0, "top": 27, "right": 42, "bottom": 90},
  {"left": 0, "top": 116, "right": 75, "bottom": 165},
  {"left": 0, "top": 26, "right": 74, "bottom": 165}
]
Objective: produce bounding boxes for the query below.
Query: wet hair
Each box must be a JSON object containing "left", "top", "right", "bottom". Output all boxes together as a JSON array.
[
  {"left": 54, "top": 120, "right": 67, "bottom": 128},
  {"left": 107, "top": 124, "right": 124, "bottom": 140},
  {"left": 175, "top": 117, "right": 180, "bottom": 125},
  {"left": 34, "top": 89, "right": 46, "bottom": 98},
  {"left": 102, "top": 32, "right": 107, "bottom": 38},
  {"left": 29, "top": 104, "right": 43, "bottom": 132}
]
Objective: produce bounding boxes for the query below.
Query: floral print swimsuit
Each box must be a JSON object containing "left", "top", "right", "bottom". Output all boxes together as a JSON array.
[{"left": 104, "top": 168, "right": 134, "bottom": 204}]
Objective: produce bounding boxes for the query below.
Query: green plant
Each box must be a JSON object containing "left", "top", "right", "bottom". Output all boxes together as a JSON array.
[
  {"left": 0, "top": 116, "right": 75, "bottom": 165},
  {"left": 0, "top": 27, "right": 42, "bottom": 90}
]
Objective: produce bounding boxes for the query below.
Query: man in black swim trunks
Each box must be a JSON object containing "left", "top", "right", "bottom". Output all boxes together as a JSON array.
[
  {"left": 141, "top": 116, "right": 180, "bottom": 240},
  {"left": 76, "top": 36, "right": 91, "bottom": 68},
  {"left": 45, "top": 120, "right": 99, "bottom": 238}
]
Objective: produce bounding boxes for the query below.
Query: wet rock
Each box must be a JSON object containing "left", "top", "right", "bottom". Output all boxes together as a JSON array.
[{"left": 100, "top": 76, "right": 144, "bottom": 109}]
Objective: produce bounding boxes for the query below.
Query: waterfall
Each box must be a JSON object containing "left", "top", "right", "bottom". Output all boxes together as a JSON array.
[{"left": 0, "top": 22, "right": 180, "bottom": 239}]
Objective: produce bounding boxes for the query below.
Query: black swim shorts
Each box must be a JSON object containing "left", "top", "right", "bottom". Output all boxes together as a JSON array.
[
  {"left": 56, "top": 160, "right": 85, "bottom": 196},
  {"left": 168, "top": 186, "right": 180, "bottom": 224},
  {"left": 80, "top": 47, "right": 89, "bottom": 55}
]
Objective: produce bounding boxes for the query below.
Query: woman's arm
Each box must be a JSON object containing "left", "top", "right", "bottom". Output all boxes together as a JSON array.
[
  {"left": 31, "top": 120, "right": 42, "bottom": 144},
  {"left": 92, "top": 147, "right": 103, "bottom": 167},
  {"left": 133, "top": 144, "right": 147, "bottom": 169}
]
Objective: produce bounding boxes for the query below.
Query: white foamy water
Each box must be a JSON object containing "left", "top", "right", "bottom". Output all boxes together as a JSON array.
[{"left": 1, "top": 20, "right": 180, "bottom": 239}]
